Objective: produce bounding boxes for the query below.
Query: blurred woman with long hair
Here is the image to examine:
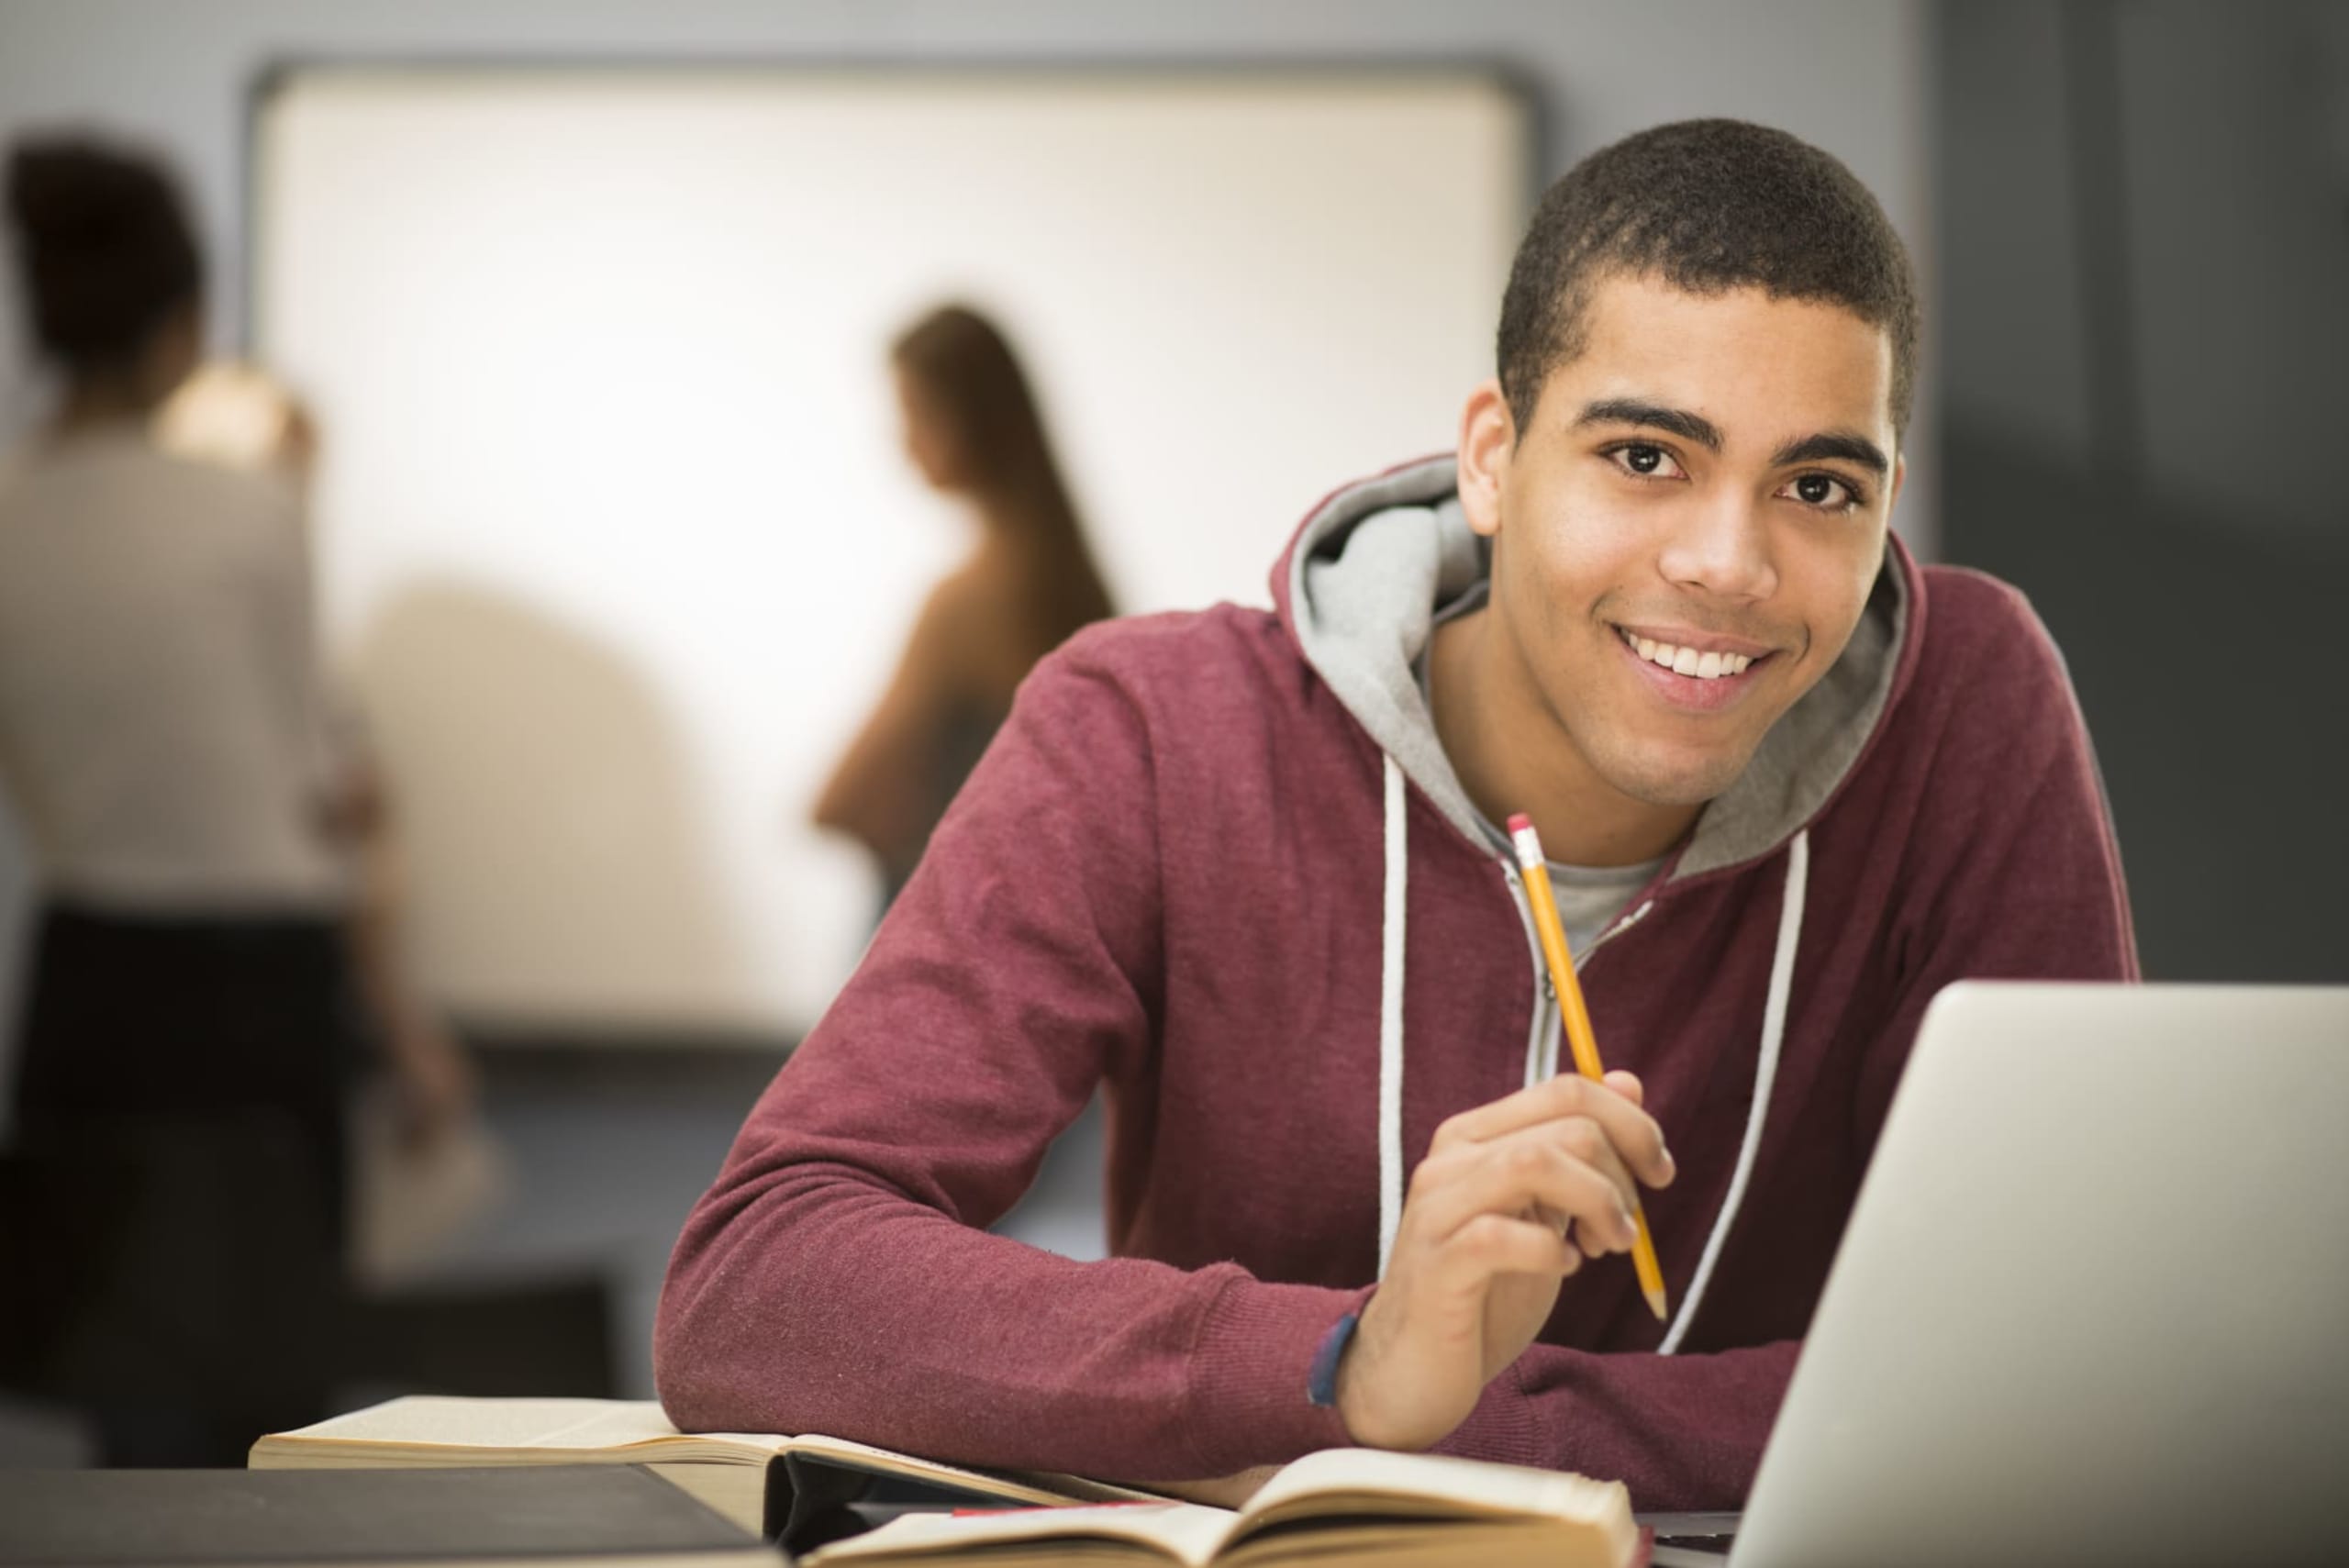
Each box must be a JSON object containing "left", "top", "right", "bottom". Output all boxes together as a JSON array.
[{"left": 814, "top": 305, "right": 1115, "bottom": 900}]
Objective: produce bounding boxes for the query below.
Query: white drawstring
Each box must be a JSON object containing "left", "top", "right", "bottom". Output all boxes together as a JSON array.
[
  {"left": 1376, "top": 754, "right": 1408, "bottom": 1278},
  {"left": 1658, "top": 828, "right": 1809, "bottom": 1354},
  {"left": 1373, "top": 754, "right": 1810, "bottom": 1340}
]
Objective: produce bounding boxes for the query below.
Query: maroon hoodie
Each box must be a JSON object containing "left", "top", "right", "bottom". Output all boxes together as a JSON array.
[{"left": 656, "top": 457, "right": 2136, "bottom": 1510}]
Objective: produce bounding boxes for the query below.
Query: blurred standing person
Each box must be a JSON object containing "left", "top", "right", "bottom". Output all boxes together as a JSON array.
[
  {"left": 152, "top": 361, "right": 478, "bottom": 1164},
  {"left": 0, "top": 135, "right": 462, "bottom": 1462},
  {"left": 814, "top": 306, "right": 1115, "bottom": 902}
]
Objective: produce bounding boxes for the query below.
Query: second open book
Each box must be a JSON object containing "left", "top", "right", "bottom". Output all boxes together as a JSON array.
[
  {"left": 806, "top": 1444, "right": 1640, "bottom": 1568},
  {"left": 248, "top": 1396, "right": 1157, "bottom": 1540}
]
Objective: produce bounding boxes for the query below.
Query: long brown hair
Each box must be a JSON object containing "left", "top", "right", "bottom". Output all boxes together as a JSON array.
[{"left": 892, "top": 305, "right": 1114, "bottom": 656}]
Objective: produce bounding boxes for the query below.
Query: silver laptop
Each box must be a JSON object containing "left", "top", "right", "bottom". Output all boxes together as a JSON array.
[{"left": 1649, "top": 981, "right": 2349, "bottom": 1568}]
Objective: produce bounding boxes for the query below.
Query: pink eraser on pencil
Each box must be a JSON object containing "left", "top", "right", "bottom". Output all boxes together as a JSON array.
[{"left": 1506, "top": 812, "right": 1531, "bottom": 833}]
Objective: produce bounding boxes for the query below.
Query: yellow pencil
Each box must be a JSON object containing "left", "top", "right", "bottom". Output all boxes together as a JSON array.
[{"left": 1506, "top": 813, "right": 1670, "bottom": 1322}]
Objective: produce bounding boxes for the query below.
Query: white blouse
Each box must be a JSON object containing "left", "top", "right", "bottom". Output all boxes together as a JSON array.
[{"left": 0, "top": 427, "right": 348, "bottom": 912}]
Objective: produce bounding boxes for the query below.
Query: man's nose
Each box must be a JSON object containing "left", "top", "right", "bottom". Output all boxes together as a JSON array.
[{"left": 1655, "top": 491, "right": 1777, "bottom": 602}]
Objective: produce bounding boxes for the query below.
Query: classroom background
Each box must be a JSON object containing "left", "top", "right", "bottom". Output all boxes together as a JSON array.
[{"left": 1, "top": 0, "right": 2341, "bottom": 1464}]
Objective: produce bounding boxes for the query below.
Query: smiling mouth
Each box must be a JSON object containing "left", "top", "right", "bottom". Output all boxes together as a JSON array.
[{"left": 1613, "top": 626, "right": 1774, "bottom": 682}]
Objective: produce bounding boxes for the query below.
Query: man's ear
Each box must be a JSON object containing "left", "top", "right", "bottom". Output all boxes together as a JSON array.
[
  {"left": 1887, "top": 452, "right": 1907, "bottom": 516},
  {"left": 1455, "top": 379, "right": 1514, "bottom": 540}
]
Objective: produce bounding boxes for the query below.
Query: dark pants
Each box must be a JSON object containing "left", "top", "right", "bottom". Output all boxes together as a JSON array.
[{"left": 2, "top": 904, "right": 351, "bottom": 1465}]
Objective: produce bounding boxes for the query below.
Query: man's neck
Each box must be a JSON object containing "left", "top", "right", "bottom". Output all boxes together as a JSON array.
[{"left": 1428, "top": 606, "right": 1701, "bottom": 867}]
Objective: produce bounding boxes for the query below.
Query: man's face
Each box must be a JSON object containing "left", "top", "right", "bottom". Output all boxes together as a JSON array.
[{"left": 1458, "top": 271, "right": 1903, "bottom": 809}]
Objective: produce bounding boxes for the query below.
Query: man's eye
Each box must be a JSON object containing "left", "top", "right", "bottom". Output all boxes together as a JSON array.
[
  {"left": 1612, "top": 444, "right": 1681, "bottom": 479},
  {"left": 1784, "top": 473, "right": 1859, "bottom": 509}
]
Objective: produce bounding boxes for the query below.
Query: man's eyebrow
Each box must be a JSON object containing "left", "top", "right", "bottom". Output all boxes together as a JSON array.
[
  {"left": 1771, "top": 430, "right": 1890, "bottom": 480},
  {"left": 1575, "top": 399, "right": 1723, "bottom": 452}
]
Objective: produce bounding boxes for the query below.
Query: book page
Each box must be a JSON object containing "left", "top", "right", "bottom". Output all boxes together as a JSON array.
[
  {"left": 1237, "top": 1448, "right": 1630, "bottom": 1531},
  {"left": 254, "top": 1396, "right": 1162, "bottom": 1510},
  {"left": 262, "top": 1396, "right": 788, "bottom": 1456},
  {"left": 806, "top": 1500, "right": 1239, "bottom": 1567},
  {"left": 642, "top": 1462, "right": 768, "bottom": 1538},
  {"left": 783, "top": 1434, "right": 1160, "bottom": 1507},
  {"left": 1011, "top": 1470, "right": 1171, "bottom": 1506}
]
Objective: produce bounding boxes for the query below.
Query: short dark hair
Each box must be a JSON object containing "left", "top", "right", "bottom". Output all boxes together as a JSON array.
[
  {"left": 1497, "top": 118, "right": 1919, "bottom": 439},
  {"left": 6, "top": 133, "right": 203, "bottom": 373}
]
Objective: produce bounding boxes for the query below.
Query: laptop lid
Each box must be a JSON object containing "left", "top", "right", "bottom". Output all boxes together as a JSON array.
[{"left": 1730, "top": 982, "right": 2349, "bottom": 1568}]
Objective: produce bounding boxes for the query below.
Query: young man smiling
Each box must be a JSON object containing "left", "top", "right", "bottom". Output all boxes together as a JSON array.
[{"left": 657, "top": 120, "right": 2136, "bottom": 1510}]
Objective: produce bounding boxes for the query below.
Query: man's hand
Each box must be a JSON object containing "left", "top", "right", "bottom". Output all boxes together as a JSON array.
[{"left": 1335, "top": 1069, "right": 1674, "bottom": 1451}]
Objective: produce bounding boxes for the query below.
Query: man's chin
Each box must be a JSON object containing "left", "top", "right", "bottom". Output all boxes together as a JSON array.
[{"left": 1607, "top": 748, "right": 1753, "bottom": 811}]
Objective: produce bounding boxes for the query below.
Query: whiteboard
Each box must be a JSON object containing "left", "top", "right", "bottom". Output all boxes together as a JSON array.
[{"left": 253, "top": 66, "right": 1531, "bottom": 1039}]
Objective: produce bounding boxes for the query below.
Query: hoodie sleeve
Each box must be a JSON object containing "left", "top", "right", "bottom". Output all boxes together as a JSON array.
[
  {"left": 655, "top": 638, "right": 1355, "bottom": 1480},
  {"left": 1419, "top": 577, "right": 2141, "bottom": 1514},
  {"left": 1431, "top": 1340, "right": 1802, "bottom": 1511}
]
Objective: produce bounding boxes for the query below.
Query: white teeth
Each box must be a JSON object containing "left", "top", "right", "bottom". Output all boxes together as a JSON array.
[{"left": 1619, "top": 628, "right": 1759, "bottom": 681}]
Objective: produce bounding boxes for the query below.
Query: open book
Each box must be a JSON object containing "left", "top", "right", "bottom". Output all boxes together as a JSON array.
[
  {"left": 802, "top": 1447, "right": 1642, "bottom": 1568},
  {"left": 248, "top": 1397, "right": 1156, "bottom": 1542}
]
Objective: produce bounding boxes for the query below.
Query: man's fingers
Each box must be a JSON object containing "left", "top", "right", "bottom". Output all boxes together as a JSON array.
[
  {"left": 1571, "top": 1211, "right": 1634, "bottom": 1260},
  {"left": 1430, "top": 1073, "right": 1674, "bottom": 1189},
  {"left": 1408, "top": 1129, "right": 1642, "bottom": 1256},
  {"left": 1432, "top": 1073, "right": 1600, "bottom": 1148},
  {"left": 1429, "top": 1213, "right": 1583, "bottom": 1287}
]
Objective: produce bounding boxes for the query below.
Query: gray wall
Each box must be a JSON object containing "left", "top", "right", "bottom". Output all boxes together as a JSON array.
[
  {"left": 1935, "top": 0, "right": 2348, "bottom": 982},
  {"left": 0, "top": 0, "right": 1932, "bottom": 1401}
]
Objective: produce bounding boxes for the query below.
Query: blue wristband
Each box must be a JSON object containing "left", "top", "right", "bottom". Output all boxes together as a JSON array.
[{"left": 1307, "top": 1311, "right": 1361, "bottom": 1407}]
